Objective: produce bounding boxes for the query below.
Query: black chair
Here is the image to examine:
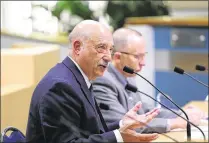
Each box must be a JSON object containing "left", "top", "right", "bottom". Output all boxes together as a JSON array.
[
  {"left": 1, "top": 126, "right": 25, "bottom": 142},
  {"left": 156, "top": 93, "right": 179, "bottom": 110}
]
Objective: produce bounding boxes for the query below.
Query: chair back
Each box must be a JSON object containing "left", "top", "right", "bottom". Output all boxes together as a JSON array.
[
  {"left": 157, "top": 93, "right": 179, "bottom": 110},
  {"left": 1, "top": 126, "right": 25, "bottom": 142}
]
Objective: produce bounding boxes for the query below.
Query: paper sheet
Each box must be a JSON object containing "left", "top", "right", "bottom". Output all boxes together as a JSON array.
[{"left": 170, "top": 125, "right": 208, "bottom": 140}]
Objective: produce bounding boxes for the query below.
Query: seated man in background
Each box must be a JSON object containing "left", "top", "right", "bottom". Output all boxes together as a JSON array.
[
  {"left": 26, "top": 20, "right": 160, "bottom": 143},
  {"left": 92, "top": 28, "right": 205, "bottom": 133}
]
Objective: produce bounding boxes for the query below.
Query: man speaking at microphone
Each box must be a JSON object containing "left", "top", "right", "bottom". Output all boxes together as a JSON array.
[
  {"left": 26, "top": 20, "right": 160, "bottom": 143},
  {"left": 92, "top": 28, "right": 205, "bottom": 133}
]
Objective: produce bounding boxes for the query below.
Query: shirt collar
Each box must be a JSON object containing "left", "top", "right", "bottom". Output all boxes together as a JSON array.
[
  {"left": 68, "top": 56, "right": 91, "bottom": 89},
  {"left": 109, "top": 63, "right": 128, "bottom": 87},
  {"left": 109, "top": 63, "right": 137, "bottom": 87}
]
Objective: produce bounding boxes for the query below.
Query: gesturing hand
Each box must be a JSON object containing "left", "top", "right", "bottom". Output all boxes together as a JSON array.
[
  {"left": 121, "top": 102, "right": 160, "bottom": 129},
  {"left": 119, "top": 102, "right": 160, "bottom": 142}
]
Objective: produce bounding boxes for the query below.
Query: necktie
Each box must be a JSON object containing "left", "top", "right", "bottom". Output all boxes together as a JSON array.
[
  {"left": 89, "top": 84, "right": 95, "bottom": 106},
  {"left": 89, "top": 84, "right": 108, "bottom": 132}
]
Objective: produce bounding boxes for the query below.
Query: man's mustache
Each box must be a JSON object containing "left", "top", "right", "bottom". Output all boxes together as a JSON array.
[{"left": 98, "top": 61, "right": 109, "bottom": 67}]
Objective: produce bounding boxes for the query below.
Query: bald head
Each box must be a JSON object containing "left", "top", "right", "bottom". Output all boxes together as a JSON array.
[
  {"left": 69, "top": 20, "right": 112, "bottom": 44},
  {"left": 112, "top": 28, "right": 146, "bottom": 77},
  {"left": 113, "top": 28, "right": 142, "bottom": 52},
  {"left": 68, "top": 20, "right": 113, "bottom": 80}
]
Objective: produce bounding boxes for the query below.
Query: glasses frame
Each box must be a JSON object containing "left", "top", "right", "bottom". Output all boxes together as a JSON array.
[
  {"left": 95, "top": 45, "right": 114, "bottom": 55},
  {"left": 119, "top": 51, "right": 148, "bottom": 61}
]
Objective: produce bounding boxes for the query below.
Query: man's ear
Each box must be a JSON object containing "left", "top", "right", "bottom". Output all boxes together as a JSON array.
[
  {"left": 114, "top": 52, "right": 121, "bottom": 60},
  {"left": 73, "top": 40, "right": 82, "bottom": 55}
]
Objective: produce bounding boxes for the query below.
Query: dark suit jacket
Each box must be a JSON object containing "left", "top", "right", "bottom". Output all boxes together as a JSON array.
[{"left": 26, "top": 57, "right": 119, "bottom": 143}]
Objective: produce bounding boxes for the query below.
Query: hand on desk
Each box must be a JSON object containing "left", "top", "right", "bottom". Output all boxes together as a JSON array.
[
  {"left": 185, "top": 105, "right": 208, "bottom": 119},
  {"left": 119, "top": 102, "right": 160, "bottom": 142},
  {"left": 169, "top": 106, "right": 206, "bottom": 130}
]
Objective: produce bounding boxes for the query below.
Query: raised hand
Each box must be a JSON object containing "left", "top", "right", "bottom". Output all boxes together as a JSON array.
[
  {"left": 121, "top": 102, "right": 160, "bottom": 129},
  {"left": 119, "top": 102, "right": 160, "bottom": 142}
]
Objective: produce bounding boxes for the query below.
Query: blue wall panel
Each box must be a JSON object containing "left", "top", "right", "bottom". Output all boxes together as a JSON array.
[
  {"left": 154, "top": 26, "right": 208, "bottom": 107},
  {"left": 155, "top": 71, "right": 208, "bottom": 106}
]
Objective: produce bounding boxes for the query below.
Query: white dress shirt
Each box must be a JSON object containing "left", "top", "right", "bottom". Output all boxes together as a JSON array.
[{"left": 68, "top": 56, "right": 123, "bottom": 142}]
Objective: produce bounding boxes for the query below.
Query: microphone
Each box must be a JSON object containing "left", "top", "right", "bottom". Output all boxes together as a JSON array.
[
  {"left": 99, "top": 103, "right": 110, "bottom": 110},
  {"left": 125, "top": 83, "right": 138, "bottom": 92},
  {"left": 123, "top": 66, "right": 134, "bottom": 74},
  {"left": 195, "top": 65, "right": 208, "bottom": 72},
  {"left": 123, "top": 66, "right": 135, "bottom": 74},
  {"left": 125, "top": 83, "right": 206, "bottom": 141},
  {"left": 174, "top": 66, "right": 209, "bottom": 88},
  {"left": 123, "top": 66, "right": 203, "bottom": 141}
]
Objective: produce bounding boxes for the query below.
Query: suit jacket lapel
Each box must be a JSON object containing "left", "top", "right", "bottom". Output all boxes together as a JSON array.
[
  {"left": 107, "top": 64, "right": 145, "bottom": 113},
  {"left": 108, "top": 64, "right": 131, "bottom": 110},
  {"left": 62, "top": 57, "right": 97, "bottom": 113}
]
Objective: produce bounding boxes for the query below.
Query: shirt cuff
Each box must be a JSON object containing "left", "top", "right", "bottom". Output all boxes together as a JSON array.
[
  {"left": 119, "top": 120, "right": 123, "bottom": 127},
  {"left": 166, "top": 119, "right": 171, "bottom": 132},
  {"left": 113, "top": 129, "right": 124, "bottom": 143}
]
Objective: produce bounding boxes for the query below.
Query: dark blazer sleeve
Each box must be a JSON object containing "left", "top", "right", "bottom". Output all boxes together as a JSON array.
[
  {"left": 39, "top": 82, "right": 116, "bottom": 143},
  {"left": 107, "top": 121, "right": 120, "bottom": 131}
]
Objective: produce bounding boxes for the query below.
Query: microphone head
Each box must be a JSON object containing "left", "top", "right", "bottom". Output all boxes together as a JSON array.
[
  {"left": 123, "top": 66, "right": 134, "bottom": 74},
  {"left": 195, "top": 65, "right": 206, "bottom": 71},
  {"left": 125, "top": 83, "right": 138, "bottom": 93},
  {"left": 174, "top": 66, "right": 184, "bottom": 74},
  {"left": 99, "top": 103, "right": 109, "bottom": 110}
]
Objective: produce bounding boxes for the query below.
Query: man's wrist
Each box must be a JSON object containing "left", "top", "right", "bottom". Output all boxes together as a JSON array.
[
  {"left": 169, "top": 118, "right": 182, "bottom": 130},
  {"left": 166, "top": 119, "right": 171, "bottom": 132},
  {"left": 119, "top": 120, "right": 123, "bottom": 127}
]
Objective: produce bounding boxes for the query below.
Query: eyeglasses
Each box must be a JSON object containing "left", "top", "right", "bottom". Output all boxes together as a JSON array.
[
  {"left": 120, "top": 51, "right": 148, "bottom": 61},
  {"left": 81, "top": 41, "right": 113, "bottom": 55},
  {"left": 95, "top": 45, "right": 114, "bottom": 55}
]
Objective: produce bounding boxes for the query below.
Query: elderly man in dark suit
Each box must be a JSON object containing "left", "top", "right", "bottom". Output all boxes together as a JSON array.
[
  {"left": 25, "top": 20, "right": 160, "bottom": 143},
  {"left": 92, "top": 28, "right": 205, "bottom": 134}
]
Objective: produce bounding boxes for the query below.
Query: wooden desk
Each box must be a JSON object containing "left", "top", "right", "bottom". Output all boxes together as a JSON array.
[{"left": 153, "top": 101, "right": 208, "bottom": 142}]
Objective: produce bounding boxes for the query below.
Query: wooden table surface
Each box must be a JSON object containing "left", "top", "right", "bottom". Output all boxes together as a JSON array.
[{"left": 153, "top": 101, "right": 208, "bottom": 142}]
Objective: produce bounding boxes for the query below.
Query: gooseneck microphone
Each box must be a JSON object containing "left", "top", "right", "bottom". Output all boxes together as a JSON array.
[
  {"left": 125, "top": 83, "right": 206, "bottom": 141},
  {"left": 123, "top": 66, "right": 198, "bottom": 141},
  {"left": 195, "top": 65, "right": 208, "bottom": 72},
  {"left": 174, "top": 66, "right": 209, "bottom": 88}
]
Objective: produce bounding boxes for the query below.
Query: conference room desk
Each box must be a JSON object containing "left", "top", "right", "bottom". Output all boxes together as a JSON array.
[{"left": 153, "top": 101, "right": 208, "bottom": 142}]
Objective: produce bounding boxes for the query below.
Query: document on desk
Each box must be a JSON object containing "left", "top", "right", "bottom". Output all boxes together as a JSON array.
[
  {"left": 186, "top": 125, "right": 208, "bottom": 140},
  {"left": 171, "top": 125, "right": 208, "bottom": 140}
]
